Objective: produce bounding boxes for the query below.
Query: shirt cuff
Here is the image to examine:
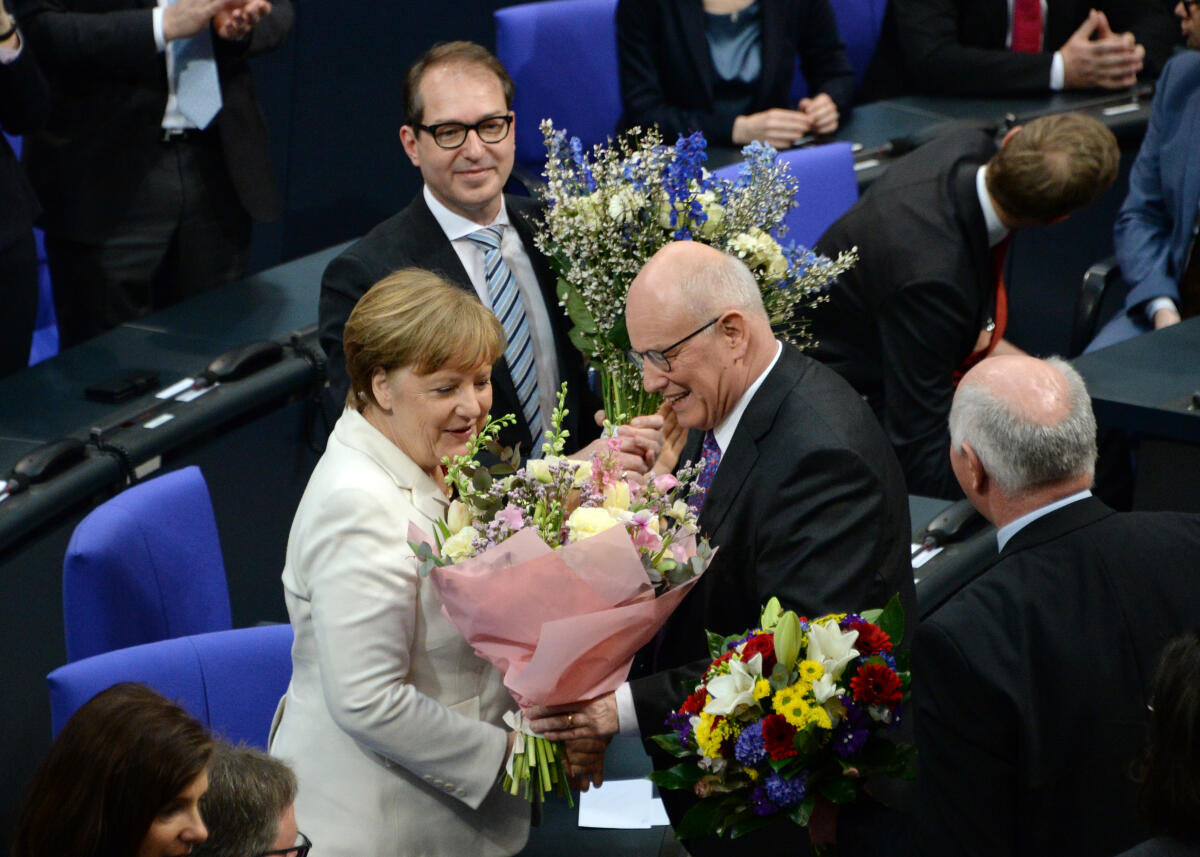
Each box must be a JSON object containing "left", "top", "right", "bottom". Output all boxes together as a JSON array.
[
  {"left": 0, "top": 32, "right": 21, "bottom": 63},
  {"left": 615, "top": 682, "right": 641, "bottom": 738},
  {"left": 1145, "top": 297, "right": 1178, "bottom": 322},
  {"left": 153, "top": 5, "right": 166, "bottom": 52},
  {"left": 1049, "top": 51, "right": 1065, "bottom": 90}
]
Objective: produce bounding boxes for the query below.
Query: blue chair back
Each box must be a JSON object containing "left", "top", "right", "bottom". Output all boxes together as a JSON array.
[
  {"left": 63, "top": 465, "right": 232, "bottom": 663},
  {"left": 711, "top": 142, "right": 859, "bottom": 249},
  {"left": 48, "top": 625, "right": 293, "bottom": 748},
  {"left": 832, "top": 0, "right": 889, "bottom": 88},
  {"left": 495, "top": 0, "right": 623, "bottom": 175}
]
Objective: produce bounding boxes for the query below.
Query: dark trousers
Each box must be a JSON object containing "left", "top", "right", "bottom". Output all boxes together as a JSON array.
[
  {"left": 0, "top": 227, "right": 38, "bottom": 378},
  {"left": 46, "top": 130, "right": 251, "bottom": 349}
]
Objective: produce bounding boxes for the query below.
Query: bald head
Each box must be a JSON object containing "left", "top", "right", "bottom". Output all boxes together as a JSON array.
[
  {"left": 625, "top": 242, "right": 774, "bottom": 430},
  {"left": 949, "top": 355, "right": 1096, "bottom": 498}
]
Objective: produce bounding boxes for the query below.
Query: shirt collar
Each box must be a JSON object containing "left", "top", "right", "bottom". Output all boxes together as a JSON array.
[
  {"left": 995, "top": 489, "right": 1092, "bottom": 552},
  {"left": 976, "top": 165, "right": 1009, "bottom": 249},
  {"left": 423, "top": 185, "right": 509, "bottom": 241},
  {"left": 712, "top": 340, "right": 782, "bottom": 454}
]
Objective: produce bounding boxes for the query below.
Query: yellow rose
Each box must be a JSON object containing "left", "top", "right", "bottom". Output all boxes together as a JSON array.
[
  {"left": 572, "top": 459, "right": 593, "bottom": 487},
  {"left": 441, "top": 526, "right": 479, "bottom": 563},
  {"left": 446, "top": 500, "right": 473, "bottom": 535},
  {"left": 565, "top": 506, "right": 620, "bottom": 542},
  {"left": 602, "top": 480, "right": 631, "bottom": 512}
]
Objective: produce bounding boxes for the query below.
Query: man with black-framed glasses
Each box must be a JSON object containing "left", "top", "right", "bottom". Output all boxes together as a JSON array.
[{"left": 318, "top": 41, "right": 664, "bottom": 474}]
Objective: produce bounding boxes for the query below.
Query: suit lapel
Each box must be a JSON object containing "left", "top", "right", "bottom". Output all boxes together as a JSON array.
[
  {"left": 697, "top": 346, "right": 796, "bottom": 537},
  {"left": 999, "top": 496, "right": 1114, "bottom": 558},
  {"left": 952, "top": 155, "right": 994, "bottom": 327},
  {"left": 675, "top": 0, "right": 716, "bottom": 103}
]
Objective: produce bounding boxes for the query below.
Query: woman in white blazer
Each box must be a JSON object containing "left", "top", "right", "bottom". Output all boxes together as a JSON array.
[{"left": 269, "top": 269, "right": 529, "bottom": 857}]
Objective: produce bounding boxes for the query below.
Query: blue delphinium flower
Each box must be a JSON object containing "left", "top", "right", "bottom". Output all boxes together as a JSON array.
[
  {"left": 833, "top": 698, "right": 870, "bottom": 759},
  {"left": 749, "top": 784, "right": 778, "bottom": 816},
  {"left": 734, "top": 721, "right": 766, "bottom": 766},
  {"left": 665, "top": 710, "right": 693, "bottom": 746},
  {"left": 764, "top": 771, "right": 807, "bottom": 808},
  {"left": 568, "top": 136, "right": 597, "bottom": 192}
]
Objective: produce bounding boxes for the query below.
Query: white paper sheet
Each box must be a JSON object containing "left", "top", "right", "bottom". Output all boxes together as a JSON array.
[{"left": 577, "top": 778, "right": 669, "bottom": 829}]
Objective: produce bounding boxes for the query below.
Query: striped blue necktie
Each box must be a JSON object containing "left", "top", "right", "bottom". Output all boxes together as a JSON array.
[
  {"left": 169, "top": 1, "right": 223, "bottom": 129},
  {"left": 468, "top": 226, "right": 542, "bottom": 436}
]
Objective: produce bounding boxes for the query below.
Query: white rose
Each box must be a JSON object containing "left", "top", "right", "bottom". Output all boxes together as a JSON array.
[
  {"left": 441, "top": 526, "right": 480, "bottom": 563},
  {"left": 572, "top": 460, "right": 593, "bottom": 487},
  {"left": 526, "top": 458, "right": 554, "bottom": 484},
  {"left": 446, "top": 500, "right": 473, "bottom": 535},
  {"left": 603, "top": 480, "right": 631, "bottom": 512},
  {"left": 565, "top": 507, "right": 620, "bottom": 542}
]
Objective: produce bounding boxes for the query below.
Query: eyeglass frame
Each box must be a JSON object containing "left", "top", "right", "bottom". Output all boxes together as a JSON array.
[
  {"left": 255, "top": 830, "right": 312, "bottom": 857},
  {"left": 413, "top": 114, "right": 514, "bottom": 149},
  {"left": 626, "top": 317, "right": 721, "bottom": 373}
]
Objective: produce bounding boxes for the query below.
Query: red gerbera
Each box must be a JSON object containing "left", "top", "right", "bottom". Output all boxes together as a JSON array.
[
  {"left": 850, "top": 663, "right": 903, "bottom": 708},
  {"left": 761, "top": 713, "right": 798, "bottom": 760},
  {"left": 846, "top": 621, "right": 893, "bottom": 656},
  {"left": 741, "top": 633, "right": 777, "bottom": 673},
  {"left": 680, "top": 686, "right": 708, "bottom": 716}
]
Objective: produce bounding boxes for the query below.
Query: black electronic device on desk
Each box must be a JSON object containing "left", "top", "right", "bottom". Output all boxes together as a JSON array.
[{"left": 909, "top": 497, "right": 997, "bottom": 619}]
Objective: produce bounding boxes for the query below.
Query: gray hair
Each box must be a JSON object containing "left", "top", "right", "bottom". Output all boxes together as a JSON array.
[
  {"left": 677, "top": 250, "right": 768, "bottom": 325},
  {"left": 948, "top": 356, "right": 1096, "bottom": 494},
  {"left": 193, "top": 742, "right": 297, "bottom": 857}
]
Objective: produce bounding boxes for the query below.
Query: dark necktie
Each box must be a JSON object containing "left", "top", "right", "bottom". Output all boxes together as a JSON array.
[
  {"left": 955, "top": 237, "right": 1011, "bottom": 384},
  {"left": 689, "top": 431, "right": 722, "bottom": 513},
  {"left": 1011, "top": 0, "right": 1043, "bottom": 53}
]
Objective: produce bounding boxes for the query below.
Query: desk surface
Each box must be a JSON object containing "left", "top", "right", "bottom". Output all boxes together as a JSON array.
[{"left": 1074, "top": 316, "right": 1200, "bottom": 443}]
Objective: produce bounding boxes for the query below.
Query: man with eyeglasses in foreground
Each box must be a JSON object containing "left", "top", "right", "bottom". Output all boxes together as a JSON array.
[
  {"left": 193, "top": 742, "right": 310, "bottom": 857},
  {"left": 319, "top": 41, "right": 663, "bottom": 471},
  {"left": 527, "top": 241, "right": 916, "bottom": 856}
]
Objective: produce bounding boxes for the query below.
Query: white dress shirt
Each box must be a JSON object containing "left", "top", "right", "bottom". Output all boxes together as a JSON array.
[
  {"left": 424, "top": 186, "right": 562, "bottom": 439},
  {"left": 153, "top": 1, "right": 197, "bottom": 130},
  {"left": 615, "top": 340, "right": 783, "bottom": 736},
  {"left": 977, "top": 165, "right": 1011, "bottom": 250}
]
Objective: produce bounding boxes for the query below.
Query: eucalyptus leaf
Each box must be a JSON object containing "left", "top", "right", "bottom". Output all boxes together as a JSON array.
[{"left": 471, "top": 469, "right": 493, "bottom": 493}]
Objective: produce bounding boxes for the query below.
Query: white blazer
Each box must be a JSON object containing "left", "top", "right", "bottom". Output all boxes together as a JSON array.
[{"left": 269, "top": 409, "right": 529, "bottom": 857}]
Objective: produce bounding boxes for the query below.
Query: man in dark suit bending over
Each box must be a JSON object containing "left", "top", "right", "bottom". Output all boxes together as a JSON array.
[
  {"left": 528, "top": 241, "right": 915, "bottom": 855},
  {"left": 813, "top": 114, "right": 1119, "bottom": 499},
  {"left": 915, "top": 354, "right": 1200, "bottom": 856},
  {"left": 319, "top": 41, "right": 661, "bottom": 469}
]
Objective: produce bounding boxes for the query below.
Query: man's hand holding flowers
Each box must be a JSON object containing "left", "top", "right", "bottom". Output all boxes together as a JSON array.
[
  {"left": 572, "top": 411, "right": 665, "bottom": 474},
  {"left": 526, "top": 693, "right": 622, "bottom": 745}
]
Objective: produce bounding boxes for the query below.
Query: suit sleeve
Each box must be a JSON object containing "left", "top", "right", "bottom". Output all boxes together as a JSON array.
[
  {"left": 616, "top": 0, "right": 742, "bottom": 145},
  {"left": 13, "top": 0, "right": 156, "bottom": 76},
  {"left": 893, "top": 0, "right": 1054, "bottom": 94},
  {"left": 1113, "top": 57, "right": 1178, "bottom": 318},
  {"left": 319, "top": 249, "right": 379, "bottom": 407},
  {"left": 297, "top": 484, "right": 508, "bottom": 810},
  {"left": 796, "top": 0, "right": 855, "bottom": 116},
  {"left": 877, "top": 279, "right": 973, "bottom": 499},
  {"left": 0, "top": 32, "right": 50, "bottom": 134},
  {"left": 914, "top": 617, "right": 1017, "bottom": 857}
]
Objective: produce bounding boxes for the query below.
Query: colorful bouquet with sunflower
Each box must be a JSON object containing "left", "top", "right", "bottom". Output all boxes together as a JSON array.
[{"left": 648, "top": 596, "right": 914, "bottom": 840}]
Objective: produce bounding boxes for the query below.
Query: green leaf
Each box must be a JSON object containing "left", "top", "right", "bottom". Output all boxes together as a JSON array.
[
  {"left": 874, "top": 593, "right": 906, "bottom": 645},
  {"left": 561, "top": 283, "right": 597, "bottom": 333},
  {"left": 649, "top": 732, "right": 692, "bottom": 758},
  {"left": 417, "top": 558, "right": 436, "bottom": 578},
  {"left": 471, "top": 469, "right": 493, "bottom": 493},
  {"left": 605, "top": 314, "right": 632, "bottom": 350},
  {"left": 489, "top": 462, "right": 516, "bottom": 477},
  {"left": 707, "top": 630, "right": 728, "bottom": 660},
  {"left": 646, "top": 763, "right": 703, "bottom": 791},
  {"left": 665, "top": 562, "right": 693, "bottom": 585},
  {"left": 790, "top": 795, "right": 816, "bottom": 827},
  {"left": 673, "top": 798, "right": 725, "bottom": 840},
  {"left": 729, "top": 812, "right": 774, "bottom": 839},
  {"left": 568, "top": 325, "right": 600, "bottom": 356},
  {"left": 819, "top": 776, "right": 859, "bottom": 805},
  {"left": 690, "top": 555, "right": 707, "bottom": 577}
]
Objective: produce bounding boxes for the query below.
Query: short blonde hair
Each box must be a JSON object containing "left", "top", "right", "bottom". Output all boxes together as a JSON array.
[{"left": 343, "top": 268, "right": 505, "bottom": 409}]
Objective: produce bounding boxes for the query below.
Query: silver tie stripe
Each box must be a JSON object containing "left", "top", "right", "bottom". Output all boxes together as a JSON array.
[
  {"left": 169, "top": 1, "right": 223, "bottom": 129},
  {"left": 468, "top": 226, "right": 542, "bottom": 435}
]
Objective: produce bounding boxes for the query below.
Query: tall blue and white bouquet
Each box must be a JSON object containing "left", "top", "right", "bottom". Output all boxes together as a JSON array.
[{"left": 534, "top": 121, "right": 857, "bottom": 419}]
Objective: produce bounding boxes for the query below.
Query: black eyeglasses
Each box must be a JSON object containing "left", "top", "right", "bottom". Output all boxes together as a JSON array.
[
  {"left": 415, "top": 114, "right": 513, "bottom": 149},
  {"left": 256, "top": 831, "right": 311, "bottom": 857},
  {"left": 627, "top": 317, "right": 720, "bottom": 372}
]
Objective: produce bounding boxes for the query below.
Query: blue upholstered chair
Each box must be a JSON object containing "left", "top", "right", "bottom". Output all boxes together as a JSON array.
[
  {"left": 495, "top": 0, "right": 622, "bottom": 178},
  {"left": 711, "top": 142, "right": 859, "bottom": 249},
  {"left": 63, "top": 465, "right": 232, "bottom": 663},
  {"left": 830, "top": 0, "right": 889, "bottom": 89},
  {"left": 47, "top": 624, "right": 294, "bottom": 748}
]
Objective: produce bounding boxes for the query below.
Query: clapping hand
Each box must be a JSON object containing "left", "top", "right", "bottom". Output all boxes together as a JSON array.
[
  {"left": 213, "top": 0, "right": 272, "bottom": 40},
  {"left": 1060, "top": 9, "right": 1144, "bottom": 90}
]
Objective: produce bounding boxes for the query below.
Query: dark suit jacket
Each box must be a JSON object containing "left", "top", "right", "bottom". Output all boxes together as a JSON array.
[
  {"left": 0, "top": 33, "right": 47, "bottom": 250},
  {"left": 862, "top": 0, "right": 1176, "bottom": 100},
  {"left": 318, "top": 192, "right": 598, "bottom": 456},
  {"left": 629, "top": 343, "right": 915, "bottom": 855},
  {"left": 813, "top": 127, "right": 998, "bottom": 499},
  {"left": 915, "top": 497, "right": 1200, "bottom": 857},
  {"left": 617, "top": 0, "right": 855, "bottom": 146},
  {"left": 14, "top": 0, "right": 291, "bottom": 242}
]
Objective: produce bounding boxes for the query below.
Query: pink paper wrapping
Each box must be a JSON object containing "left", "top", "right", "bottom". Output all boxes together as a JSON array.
[{"left": 409, "top": 522, "right": 705, "bottom": 707}]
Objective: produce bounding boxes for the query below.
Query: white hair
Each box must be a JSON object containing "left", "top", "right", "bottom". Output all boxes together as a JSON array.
[
  {"left": 677, "top": 250, "right": 768, "bottom": 324},
  {"left": 948, "top": 356, "right": 1097, "bottom": 494}
]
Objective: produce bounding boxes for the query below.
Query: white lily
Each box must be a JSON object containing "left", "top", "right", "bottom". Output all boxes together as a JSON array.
[
  {"left": 703, "top": 653, "right": 763, "bottom": 716},
  {"left": 811, "top": 673, "right": 840, "bottom": 704},
  {"left": 806, "top": 619, "right": 860, "bottom": 680}
]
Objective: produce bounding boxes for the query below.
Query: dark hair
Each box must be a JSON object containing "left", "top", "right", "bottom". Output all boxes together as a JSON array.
[
  {"left": 1138, "top": 629, "right": 1200, "bottom": 842},
  {"left": 193, "top": 743, "right": 297, "bottom": 857},
  {"left": 402, "top": 40, "right": 514, "bottom": 129},
  {"left": 986, "top": 113, "right": 1119, "bottom": 223},
  {"left": 13, "top": 683, "right": 214, "bottom": 857}
]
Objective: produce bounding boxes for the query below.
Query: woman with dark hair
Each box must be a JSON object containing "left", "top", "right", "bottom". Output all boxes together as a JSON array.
[
  {"left": 1118, "top": 629, "right": 1200, "bottom": 857},
  {"left": 13, "top": 682, "right": 214, "bottom": 857}
]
